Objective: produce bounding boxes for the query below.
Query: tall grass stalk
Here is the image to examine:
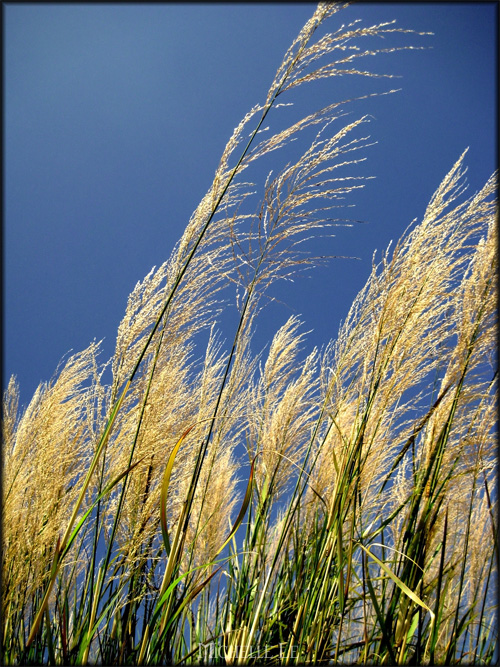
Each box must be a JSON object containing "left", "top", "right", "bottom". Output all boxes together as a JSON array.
[{"left": 2, "top": 3, "right": 497, "bottom": 665}]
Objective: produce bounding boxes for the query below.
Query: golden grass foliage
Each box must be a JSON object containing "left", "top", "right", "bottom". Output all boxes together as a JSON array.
[{"left": 2, "top": 3, "right": 497, "bottom": 664}]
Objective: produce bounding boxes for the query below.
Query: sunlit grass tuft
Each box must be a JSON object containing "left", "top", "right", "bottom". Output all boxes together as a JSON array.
[{"left": 2, "top": 3, "right": 496, "bottom": 664}]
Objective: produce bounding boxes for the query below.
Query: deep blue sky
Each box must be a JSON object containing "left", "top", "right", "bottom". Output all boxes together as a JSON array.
[{"left": 4, "top": 3, "right": 497, "bottom": 408}]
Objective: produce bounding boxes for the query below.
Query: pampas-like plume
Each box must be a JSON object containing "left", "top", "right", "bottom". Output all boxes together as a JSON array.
[{"left": 2, "top": 343, "right": 103, "bottom": 621}]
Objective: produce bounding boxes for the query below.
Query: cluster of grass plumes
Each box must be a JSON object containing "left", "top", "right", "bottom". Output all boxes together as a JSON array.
[{"left": 2, "top": 3, "right": 497, "bottom": 664}]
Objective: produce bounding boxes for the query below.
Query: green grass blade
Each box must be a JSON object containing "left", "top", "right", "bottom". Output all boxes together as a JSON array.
[{"left": 160, "top": 425, "right": 196, "bottom": 557}]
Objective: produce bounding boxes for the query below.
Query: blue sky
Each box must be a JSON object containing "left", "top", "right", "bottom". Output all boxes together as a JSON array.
[{"left": 4, "top": 2, "right": 497, "bottom": 408}]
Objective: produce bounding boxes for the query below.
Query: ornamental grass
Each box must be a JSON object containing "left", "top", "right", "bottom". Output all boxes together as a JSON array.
[{"left": 2, "top": 3, "right": 497, "bottom": 664}]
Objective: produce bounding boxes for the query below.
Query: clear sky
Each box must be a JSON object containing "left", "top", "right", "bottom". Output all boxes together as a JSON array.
[{"left": 4, "top": 2, "right": 497, "bottom": 408}]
